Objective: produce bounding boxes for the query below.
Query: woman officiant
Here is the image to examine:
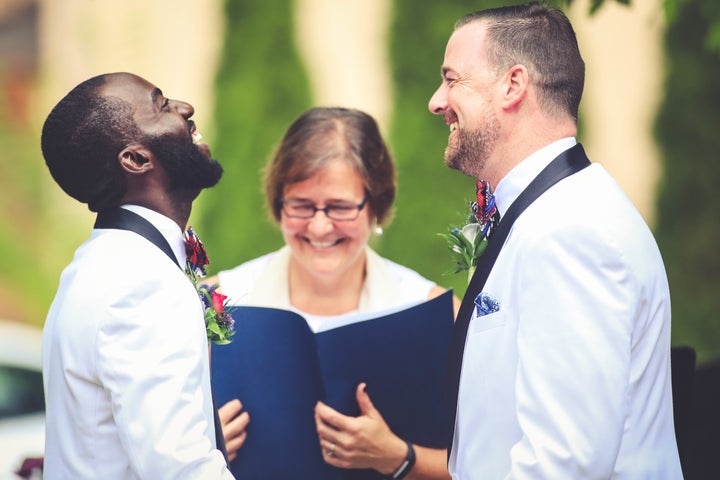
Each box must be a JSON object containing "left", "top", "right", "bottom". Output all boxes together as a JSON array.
[{"left": 208, "top": 107, "right": 458, "bottom": 479}]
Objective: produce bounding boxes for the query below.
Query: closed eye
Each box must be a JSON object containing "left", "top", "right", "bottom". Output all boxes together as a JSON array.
[
  {"left": 441, "top": 67, "right": 457, "bottom": 86},
  {"left": 326, "top": 205, "right": 355, "bottom": 212},
  {"left": 283, "top": 201, "right": 314, "bottom": 212},
  {"left": 151, "top": 88, "right": 170, "bottom": 112}
]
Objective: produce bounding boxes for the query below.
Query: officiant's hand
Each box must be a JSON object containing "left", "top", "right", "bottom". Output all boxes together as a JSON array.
[
  {"left": 219, "top": 399, "right": 250, "bottom": 462},
  {"left": 314, "top": 382, "right": 407, "bottom": 476}
]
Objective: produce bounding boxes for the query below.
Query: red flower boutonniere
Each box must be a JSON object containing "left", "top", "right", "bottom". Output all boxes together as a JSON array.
[
  {"left": 197, "top": 283, "right": 235, "bottom": 345},
  {"left": 184, "top": 227, "right": 235, "bottom": 345},
  {"left": 184, "top": 227, "right": 210, "bottom": 277}
]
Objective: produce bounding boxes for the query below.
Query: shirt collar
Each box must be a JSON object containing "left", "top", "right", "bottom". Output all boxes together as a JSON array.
[
  {"left": 493, "top": 137, "right": 577, "bottom": 217},
  {"left": 119, "top": 204, "right": 186, "bottom": 267}
]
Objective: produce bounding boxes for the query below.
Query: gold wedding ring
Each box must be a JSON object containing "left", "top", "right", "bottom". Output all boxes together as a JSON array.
[{"left": 329, "top": 442, "right": 336, "bottom": 457}]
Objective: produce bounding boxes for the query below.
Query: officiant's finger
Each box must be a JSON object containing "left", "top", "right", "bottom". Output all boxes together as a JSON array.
[
  {"left": 224, "top": 411, "right": 250, "bottom": 462},
  {"left": 219, "top": 398, "right": 243, "bottom": 424},
  {"left": 315, "top": 401, "right": 350, "bottom": 432},
  {"left": 355, "top": 382, "right": 377, "bottom": 416},
  {"left": 219, "top": 399, "right": 250, "bottom": 461},
  {"left": 320, "top": 437, "right": 348, "bottom": 467}
]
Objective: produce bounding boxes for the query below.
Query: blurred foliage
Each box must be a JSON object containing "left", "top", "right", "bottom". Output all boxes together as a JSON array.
[
  {"left": 0, "top": 65, "right": 88, "bottom": 326},
  {"left": 585, "top": 0, "right": 720, "bottom": 52},
  {"left": 1, "top": 0, "right": 719, "bottom": 363},
  {"left": 567, "top": 0, "right": 630, "bottom": 15},
  {"left": 654, "top": 0, "right": 720, "bottom": 364},
  {"left": 386, "top": 0, "right": 508, "bottom": 301},
  {"left": 195, "top": 0, "right": 311, "bottom": 272},
  {"left": 199, "top": 0, "right": 720, "bottom": 366},
  {"left": 198, "top": 0, "right": 552, "bottom": 300},
  {"left": 333, "top": 0, "right": 642, "bottom": 301},
  {"left": 0, "top": 121, "right": 54, "bottom": 325},
  {"left": 662, "top": 0, "right": 720, "bottom": 53}
]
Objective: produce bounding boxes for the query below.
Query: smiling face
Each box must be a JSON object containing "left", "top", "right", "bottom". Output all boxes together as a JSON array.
[
  {"left": 428, "top": 22, "right": 501, "bottom": 180},
  {"left": 280, "top": 159, "right": 371, "bottom": 283},
  {"left": 101, "top": 73, "right": 222, "bottom": 191}
]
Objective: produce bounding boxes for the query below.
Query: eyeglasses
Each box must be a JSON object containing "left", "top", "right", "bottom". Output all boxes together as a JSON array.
[{"left": 280, "top": 194, "right": 369, "bottom": 221}]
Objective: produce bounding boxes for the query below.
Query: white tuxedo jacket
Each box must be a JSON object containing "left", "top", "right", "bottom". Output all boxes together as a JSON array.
[
  {"left": 449, "top": 140, "right": 683, "bottom": 479},
  {"left": 42, "top": 206, "right": 233, "bottom": 479}
]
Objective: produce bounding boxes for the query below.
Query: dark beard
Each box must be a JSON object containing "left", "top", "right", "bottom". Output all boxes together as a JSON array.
[
  {"left": 144, "top": 133, "right": 223, "bottom": 191},
  {"left": 445, "top": 117, "right": 499, "bottom": 179},
  {"left": 446, "top": 129, "right": 485, "bottom": 177}
]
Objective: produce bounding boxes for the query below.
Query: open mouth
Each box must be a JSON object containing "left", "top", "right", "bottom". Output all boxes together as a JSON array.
[
  {"left": 189, "top": 121, "right": 203, "bottom": 144},
  {"left": 187, "top": 121, "right": 212, "bottom": 157}
]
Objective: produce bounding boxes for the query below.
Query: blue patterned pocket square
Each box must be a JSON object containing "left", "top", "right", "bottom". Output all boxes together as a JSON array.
[{"left": 474, "top": 292, "right": 500, "bottom": 317}]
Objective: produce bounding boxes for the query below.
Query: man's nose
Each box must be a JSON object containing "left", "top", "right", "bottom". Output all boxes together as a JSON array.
[
  {"left": 428, "top": 85, "right": 447, "bottom": 115},
  {"left": 171, "top": 99, "right": 195, "bottom": 119}
]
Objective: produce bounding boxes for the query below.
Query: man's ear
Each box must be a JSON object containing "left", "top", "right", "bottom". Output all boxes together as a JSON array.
[
  {"left": 501, "top": 64, "right": 529, "bottom": 110},
  {"left": 118, "top": 144, "right": 155, "bottom": 174}
]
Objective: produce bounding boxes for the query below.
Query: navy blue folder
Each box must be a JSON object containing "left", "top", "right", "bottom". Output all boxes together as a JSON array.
[{"left": 210, "top": 290, "right": 454, "bottom": 480}]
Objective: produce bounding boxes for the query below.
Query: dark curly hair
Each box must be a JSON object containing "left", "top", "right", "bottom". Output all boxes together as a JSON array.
[{"left": 41, "top": 73, "right": 143, "bottom": 212}]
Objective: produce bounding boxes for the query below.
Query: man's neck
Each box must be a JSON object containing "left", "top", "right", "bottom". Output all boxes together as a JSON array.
[{"left": 489, "top": 122, "right": 577, "bottom": 187}]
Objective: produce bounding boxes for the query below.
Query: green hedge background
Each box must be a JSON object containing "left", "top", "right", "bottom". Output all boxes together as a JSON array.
[
  {"left": 0, "top": 0, "right": 718, "bottom": 364},
  {"left": 197, "top": 0, "right": 720, "bottom": 364},
  {"left": 654, "top": 0, "right": 720, "bottom": 363}
]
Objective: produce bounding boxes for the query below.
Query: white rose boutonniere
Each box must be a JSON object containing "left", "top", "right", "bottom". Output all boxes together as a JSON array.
[
  {"left": 439, "top": 212, "right": 489, "bottom": 284},
  {"left": 439, "top": 180, "right": 500, "bottom": 284}
]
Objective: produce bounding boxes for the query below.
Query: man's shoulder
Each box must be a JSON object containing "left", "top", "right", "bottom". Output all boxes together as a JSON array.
[
  {"left": 85, "top": 229, "right": 180, "bottom": 265},
  {"left": 65, "top": 229, "right": 186, "bottom": 291},
  {"left": 521, "top": 164, "right": 642, "bottom": 228},
  {"left": 509, "top": 166, "right": 665, "bottom": 276}
]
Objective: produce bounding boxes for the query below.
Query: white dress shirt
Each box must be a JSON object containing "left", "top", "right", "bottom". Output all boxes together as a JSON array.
[
  {"left": 42, "top": 205, "right": 233, "bottom": 479},
  {"left": 449, "top": 139, "right": 683, "bottom": 479}
]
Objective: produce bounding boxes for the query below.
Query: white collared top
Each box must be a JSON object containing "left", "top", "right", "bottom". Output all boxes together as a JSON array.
[
  {"left": 42, "top": 206, "right": 234, "bottom": 479},
  {"left": 218, "top": 246, "right": 436, "bottom": 332},
  {"left": 450, "top": 140, "right": 682, "bottom": 479}
]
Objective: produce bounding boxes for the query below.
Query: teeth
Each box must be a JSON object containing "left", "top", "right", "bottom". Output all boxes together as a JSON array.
[
  {"left": 310, "top": 240, "right": 336, "bottom": 248},
  {"left": 449, "top": 122, "right": 458, "bottom": 133},
  {"left": 192, "top": 131, "right": 203, "bottom": 144}
]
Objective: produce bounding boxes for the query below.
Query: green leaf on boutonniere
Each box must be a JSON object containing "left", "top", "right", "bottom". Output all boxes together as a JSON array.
[{"left": 439, "top": 206, "right": 492, "bottom": 284}]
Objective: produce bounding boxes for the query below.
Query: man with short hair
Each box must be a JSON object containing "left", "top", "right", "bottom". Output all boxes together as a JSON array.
[
  {"left": 430, "top": 3, "right": 682, "bottom": 478},
  {"left": 41, "top": 72, "right": 234, "bottom": 479}
]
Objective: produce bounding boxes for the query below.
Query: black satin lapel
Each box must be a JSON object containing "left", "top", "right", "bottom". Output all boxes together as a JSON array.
[
  {"left": 94, "top": 207, "right": 180, "bottom": 270},
  {"left": 95, "top": 208, "right": 230, "bottom": 464}
]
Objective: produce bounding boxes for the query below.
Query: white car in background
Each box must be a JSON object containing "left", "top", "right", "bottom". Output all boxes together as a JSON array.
[{"left": 0, "top": 320, "right": 44, "bottom": 479}]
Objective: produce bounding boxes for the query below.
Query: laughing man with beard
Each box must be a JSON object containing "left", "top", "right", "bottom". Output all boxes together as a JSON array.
[
  {"left": 430, "top": 3, "right": 682, "bottom": 479},
  {"left": 40, "top": 72, "right": 235, "bottom": 479}
]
